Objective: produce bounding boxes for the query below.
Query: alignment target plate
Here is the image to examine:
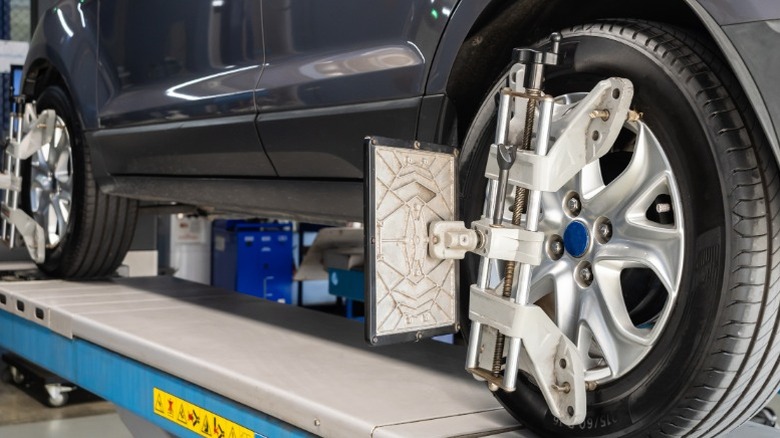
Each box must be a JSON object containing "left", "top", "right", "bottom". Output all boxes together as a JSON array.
[{"left": 365, "top": 137, "right": 459, "bottom": 345}]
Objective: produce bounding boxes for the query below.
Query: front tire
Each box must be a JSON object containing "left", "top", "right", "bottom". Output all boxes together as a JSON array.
[
  {"left": 22, "top": 85, "right": 139, "bottom": 278},
  {"left": 461, "top": 21, "right": 780, "bottom": 436}
]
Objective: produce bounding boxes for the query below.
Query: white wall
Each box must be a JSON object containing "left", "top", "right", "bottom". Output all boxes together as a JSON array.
[{"left": 166, "top": 215, "right": 211, "bottom": 284}]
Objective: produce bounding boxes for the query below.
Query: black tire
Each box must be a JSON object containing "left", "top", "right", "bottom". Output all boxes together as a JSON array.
[
  {"left": 21, "top": 86, "right": 138, "bottom": 279},
  {"left": 460, "top": 21, "right": 780, "bottom": 437}
]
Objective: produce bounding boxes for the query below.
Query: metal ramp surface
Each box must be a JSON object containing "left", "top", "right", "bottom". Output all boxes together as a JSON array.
[{"left": 0, "top": 276, "right": 530, "bottom": 437}]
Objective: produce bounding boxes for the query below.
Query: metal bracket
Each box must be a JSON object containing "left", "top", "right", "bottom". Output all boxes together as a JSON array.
[
  {"left": 1, "top": 100, "right": 50, "bottom": 262},
  {"left": 468, "top": 285, "right": 585, "bottom": 425},
  {"left": 470, "top": 219, "right": 543, "bottom": 266},
  {"left": 485, "top": 78, "right": 634, "bottom": 193},
  {"left": 9, "top": 104, "right": 58, "bottom": 160},
  {"left": 428, "top": 221, "right": 480, "bottom": 260},
  {"left": 2, "top": 207, "right": 45, "bottom": 263},
  {"left": 460, "top": 39, "right": 634, "bottom": 427},
  {"left": 428, "top": 218, "right": 544, "bottom": 265}
]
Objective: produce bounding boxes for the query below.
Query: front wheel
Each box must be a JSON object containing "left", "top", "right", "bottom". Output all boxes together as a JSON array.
[
  {"left": 21, "top": 86, "right": 139, "bottom": 278},
  {"left": 461, "top": 21, "right": 780, "bottom": 436}
]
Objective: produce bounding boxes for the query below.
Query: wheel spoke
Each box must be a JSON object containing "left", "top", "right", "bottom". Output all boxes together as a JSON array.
[
  {"left": 577, "top": 326, "right": 612, "bottom": 381},
  {"left": 33, "top": 148, "right": 50, "bottom": 174},
  {"left": 539, "top": 190, "right": 565, "bottom": 233},
  {"left": 581, "top": 280, "right": 651, "bottom": 376},
  {"left": 47, "top": 129, "right": 64, "bottom": 171},
  {"left": 529, "top": 258, "right": 564, "bottom": 303},
  {"left": 30, "top": 181, "right": 46, "bottom": 214},
  {"left": 54, "top": 153, "right": 71, "bottom": 183},
  {"left": 594, "top": 218, "right": 682, "bottom": 294},
  {"left": 587, "top": 124, "right": 669, "bottom": 217},
  {"left": 554, "top": 270, "right": 580, "bottom": 342},
  {"left": 45, "top": 200, "right": 57, "bottom": 238},
  {"left": 32, "top": 172, "right": 49, "bottom": 190},
  {"left": 50, "top": 194, "right": 68, "bottom": 235},
  {"left": 59, "top": 183, "right": 73, "bottom": 203},
  {"left": 530, "top": 259, "right": 580, "bottom": 341},
  {"left": 577, "top": 160, "right": 605, "bottom": 200},
  {"left": 556, "top": 159, "right": 604, "bottom": 200}
]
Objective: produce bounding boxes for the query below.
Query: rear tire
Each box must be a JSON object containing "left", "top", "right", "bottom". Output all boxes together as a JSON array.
[
  {"left": 22, "top": 85, "right": 138, "bottom": 278},
  {"left": 460, "top": 21, "right": 780, "bottom": 436}
]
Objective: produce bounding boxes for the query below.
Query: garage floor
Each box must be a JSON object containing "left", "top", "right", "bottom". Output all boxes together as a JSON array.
[
  {"left": 0, "top": 365, "right": 116, "bottom": 422},
  {"left": 0, "top": 368, "right": 132, "bottom": 437}
]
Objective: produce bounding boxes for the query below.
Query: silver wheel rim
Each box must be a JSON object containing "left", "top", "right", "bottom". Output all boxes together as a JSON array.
[
  {"left": 30, "top": 115, "right": 73, "bottom": 249},
  {"left": 488, "top": 93, "right": 684, "bottom": 384}
]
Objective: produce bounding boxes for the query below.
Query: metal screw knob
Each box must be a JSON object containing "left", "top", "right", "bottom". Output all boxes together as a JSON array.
[
  {"left": 577, "top": 263, "right": 594, "bottom": 287},
  {"left": 580, "top": 267, "right": 592, "bottom": 282},
  {"left": 548, "top": 234, "right": 564, "bottom": 260},
  {"left": 598, "top": 223, "right": 612, "bottom": 241},
  {"left": 566, "top": 194, "right": 582, "bottom": 217}
]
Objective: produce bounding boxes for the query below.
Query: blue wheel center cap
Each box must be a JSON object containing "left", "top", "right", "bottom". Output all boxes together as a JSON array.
[{"left": 563, "top": 221, "right": 590, "bottom": 258}]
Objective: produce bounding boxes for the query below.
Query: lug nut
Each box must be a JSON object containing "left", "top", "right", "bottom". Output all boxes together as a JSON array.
[
  {"left": 565, "top": 193, "right": 582, "bottom": 217},
  {"left": 598, "top": 223, "right": 612, "bottom": 242},
  {"left": 576, "top": 262, "right": 594, "bottom": 287},
  {"left": 548, "top": 234, "right": 564, "bottom": 260},
  {"left": 568, "top": 197, "right": 580, "bottom": 212},
  {"left": 580, "top": 267, "right": 592, "bottom": 282}
]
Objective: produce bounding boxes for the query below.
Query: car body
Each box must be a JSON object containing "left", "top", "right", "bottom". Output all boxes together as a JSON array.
[{"left": 20, "top": 0, "right": 780, "bottom": 224}]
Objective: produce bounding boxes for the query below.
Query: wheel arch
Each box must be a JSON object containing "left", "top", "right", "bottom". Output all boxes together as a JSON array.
[
  {"left": 22, "top": 0, "right": 99, "bottom": 130},
  {"left": 428, "top": 0, "right": 780, "bottom": 167}
]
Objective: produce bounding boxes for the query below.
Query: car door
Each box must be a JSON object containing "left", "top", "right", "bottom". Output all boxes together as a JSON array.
[
  {"left": 92, "top": 0, "right": 275, "bottom": 177},
  {"left": 257, "top": 0, "right": 458, "bottom": 178}
]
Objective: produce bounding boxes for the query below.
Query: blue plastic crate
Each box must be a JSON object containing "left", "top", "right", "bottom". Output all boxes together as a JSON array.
[{"left": 212, "top": 220, "right": 294, "bottom": 304}]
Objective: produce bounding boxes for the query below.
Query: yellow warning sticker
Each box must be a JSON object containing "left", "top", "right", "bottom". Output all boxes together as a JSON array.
[{"left": 153, "top": 387, "right": 255, "bottom": 438}]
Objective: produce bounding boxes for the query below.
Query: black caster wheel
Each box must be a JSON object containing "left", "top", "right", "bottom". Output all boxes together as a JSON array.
[{"left": 46, "top": 391, "right": 69, "bottom": 408}]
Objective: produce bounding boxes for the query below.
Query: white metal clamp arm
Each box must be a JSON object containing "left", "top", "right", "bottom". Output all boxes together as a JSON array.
[
  {"left": 484, "top": 78, "right": 635, "bottom": 193},
  {"left": 428, "top": 219, "right": 544, "bottom": 266}
]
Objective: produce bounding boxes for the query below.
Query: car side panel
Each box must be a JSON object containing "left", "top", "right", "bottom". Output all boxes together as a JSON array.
[
  {"left": 696, "top": 0, "right": 780, "bottom": 25},
  {"left": 96, "top": 0, "right": 263, "bottom": 126},
  {"left": 92, "top": 0, "right": 276, "bottom": 177},
  {"left": 685, "top": 0, "right": 780, "bottom": 166},
  {"left": 721, "top": 21, "right": 780, "bottom": 153},
  {"left": 256, "top": 0, "right": 458, "bottom": 178},
  {"left": 425, "top": 0, "right": 491, "bottom": 96}
]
